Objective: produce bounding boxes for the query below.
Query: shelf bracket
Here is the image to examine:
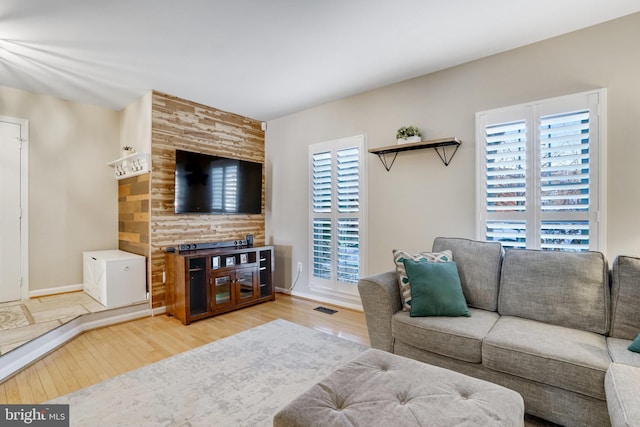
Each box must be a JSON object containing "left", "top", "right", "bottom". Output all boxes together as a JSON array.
[
  {"left": 433, "top": 143, "right": 460, "bottom": 167},
  {"left": 375, "top": 151, "right": 399, "bottom": 171}
]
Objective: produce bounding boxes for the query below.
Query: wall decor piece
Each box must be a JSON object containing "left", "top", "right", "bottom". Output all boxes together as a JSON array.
[{"left": 108, "top": 152, "right": 150, "bottom": 180}]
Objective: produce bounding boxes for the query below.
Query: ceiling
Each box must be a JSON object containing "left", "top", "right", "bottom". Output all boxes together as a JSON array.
[{"left": 1, "top": 1, "right": 639, "bottom": 121}]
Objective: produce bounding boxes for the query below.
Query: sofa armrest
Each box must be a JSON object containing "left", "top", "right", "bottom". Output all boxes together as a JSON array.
[{"left": 357, "top": 271, "right": 402, "bottom": 352}]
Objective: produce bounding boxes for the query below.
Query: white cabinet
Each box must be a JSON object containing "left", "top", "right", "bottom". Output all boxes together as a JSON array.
[{"left": 83, "top": 250, "right": 147, "bottom": 308}]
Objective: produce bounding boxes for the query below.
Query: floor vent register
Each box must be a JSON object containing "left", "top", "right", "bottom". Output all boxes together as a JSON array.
[{"left": 314, "top": 306, "right": 338, "bottom": 315}]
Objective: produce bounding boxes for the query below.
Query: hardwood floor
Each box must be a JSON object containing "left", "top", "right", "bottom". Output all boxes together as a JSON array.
[{"left": 0, "top": 294, "right": 369, "bottom": 404}]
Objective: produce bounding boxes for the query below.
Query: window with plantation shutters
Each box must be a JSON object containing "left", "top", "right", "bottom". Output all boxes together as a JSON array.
[
  {"left": 309, "top": 135, "right": 367, "bottom": 297},
  {"left": 476, "top": 90, "right": 605, "bottom": 252}
]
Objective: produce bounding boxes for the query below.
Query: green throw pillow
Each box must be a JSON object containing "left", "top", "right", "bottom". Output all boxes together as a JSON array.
[
  {"left": 392, "top": 249, "right": 453, "bottom": 311},
  {"left": 403, "top": 259, "right": 470, "bottom": 318},
  {"left": 628, "top": 333, "right": 640, "bottom": 353}
]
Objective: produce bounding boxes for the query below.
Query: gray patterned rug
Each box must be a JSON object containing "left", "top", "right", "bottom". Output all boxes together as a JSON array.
[{"left": 50, "top": 319, "right": 368, "bottom": 426}]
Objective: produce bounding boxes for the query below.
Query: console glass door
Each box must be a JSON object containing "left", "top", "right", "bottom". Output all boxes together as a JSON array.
[
  {"left": 213, "top": 273, "right": 233, "bottom": 308},
  {"left": 236, "top": 268, "right": 257, "bottom": 302}
]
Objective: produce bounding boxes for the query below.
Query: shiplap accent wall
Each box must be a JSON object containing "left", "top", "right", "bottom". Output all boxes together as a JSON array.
[
  {"left": 147, "top": 91, "right": 265, "bottom": 308},
  {"left": 118, "top": 173, "right": 151, "bottom": 256},
  {"left": 118, "top": 173, "right": 151, "bottom": 295}
]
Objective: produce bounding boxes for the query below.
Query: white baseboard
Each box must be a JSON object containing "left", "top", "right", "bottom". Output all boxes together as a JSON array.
[
  {"left": 277, "top": 288, "right": 363, "bottom": 312},
  {"left": 29, "top": 284, "right": 84, "bottom": 298},
  {"left": 151, "top": 306, "right": 166, "bottom": 316},
  {"left": 0, "top": 303, "right": 152, "bottom": 383}
]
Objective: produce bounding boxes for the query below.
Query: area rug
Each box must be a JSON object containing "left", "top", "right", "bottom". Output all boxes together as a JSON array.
[
  {"left": 0, "top": 305, "right": 31, "bottom": 331},
  {"left": 49, "top": 319, "right": 368, "bottom": 426}
]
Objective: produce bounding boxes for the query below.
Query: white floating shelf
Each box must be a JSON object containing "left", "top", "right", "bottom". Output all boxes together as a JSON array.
[{"left": 107, "top": 152, "right": 151, "bottom": 180}]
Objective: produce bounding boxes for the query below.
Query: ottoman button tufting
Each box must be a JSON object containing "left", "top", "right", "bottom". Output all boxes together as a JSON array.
[{"left": 274, "top": 349, "right": 525, "bottom": 427}]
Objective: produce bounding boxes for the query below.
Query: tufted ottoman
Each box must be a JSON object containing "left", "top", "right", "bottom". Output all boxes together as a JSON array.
[{"left": 274, "top": 348, "right": 524, "bottom": 427}]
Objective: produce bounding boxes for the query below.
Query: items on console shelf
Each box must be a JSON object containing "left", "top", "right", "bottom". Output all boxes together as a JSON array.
[{"left": 168, "top": 234, "right": 255, "bottom": 252}]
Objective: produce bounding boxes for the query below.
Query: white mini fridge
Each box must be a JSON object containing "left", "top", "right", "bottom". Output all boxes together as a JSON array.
[{"left": 83, "top": 250, "right": 147, "bottom": 308}]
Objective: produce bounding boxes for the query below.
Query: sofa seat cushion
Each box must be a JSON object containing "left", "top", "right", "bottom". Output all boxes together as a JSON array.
[
  {"left": 605, "top": 363, "right": 640, "bottom": 427},
  {"left": 607, "top": 337, "right": 640, "bottom": 367},
  {"left": 392, "top": 308, "right": 499, "bottom": 363},
  {"left": 483, "top": 316, "right": 610, "bottom": 400}
]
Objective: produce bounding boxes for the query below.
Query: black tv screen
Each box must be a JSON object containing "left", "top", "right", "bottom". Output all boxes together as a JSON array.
[{"left": 174, "top": 150, "right": 262, "bottom": 214}]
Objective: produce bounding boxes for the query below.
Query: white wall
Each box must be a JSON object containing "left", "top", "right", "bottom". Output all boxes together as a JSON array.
[
  {"left": 266, "top": 13, "right": 640, "bottom": 306},
  {"left": 120, "top": 91, "right": 152, "bottom": 153},
  {"left": 0, "top": 86, "right": 120, "bottom": 292}
]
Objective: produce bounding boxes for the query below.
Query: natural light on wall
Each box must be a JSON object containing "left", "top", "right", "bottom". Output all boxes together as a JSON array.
[{"left": 0, "top": 37, "right": 138, "bottom": 108}]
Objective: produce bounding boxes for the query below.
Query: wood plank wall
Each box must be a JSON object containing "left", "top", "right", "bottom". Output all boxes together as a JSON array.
[
  {"left": 118, "top": 173, "right": 151, "bottom": 292},
  {"left": 149, "top": 91, "right": 266, "bottom": 308}
]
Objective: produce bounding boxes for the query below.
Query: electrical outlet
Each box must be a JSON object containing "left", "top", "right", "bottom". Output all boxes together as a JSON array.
[{"left": 297, "top": 262, "right": 303, "bottom": 272}]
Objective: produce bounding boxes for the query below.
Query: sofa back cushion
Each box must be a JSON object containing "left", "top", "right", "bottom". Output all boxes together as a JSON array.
[
  {"left": 432, "top": 237, "right": 503, "bottom": 311},
  {"left": 498, "top": 249, "right": 609, "bottom": 334},
  {"left": 610, "top": 255, "right": 640, "bottom": 340}
]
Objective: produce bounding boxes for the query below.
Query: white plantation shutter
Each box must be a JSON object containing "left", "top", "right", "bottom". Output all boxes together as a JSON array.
[
  {"left": 312, "top": 218, "right": 332, "bottom": 280},
  {"left": 312, "top": 152, "right": 332, "bottom": 213},
  {"left": 539, "top": 110, "right": 591, "bottom": 250},
  {"left": 484, "top": 120, "right": 528, "bottom": 248},
  {"left": 309, "top": 136, "right": 366, "bottom": 294},
  {"left": 337, "top": 219, "right": 359, "bottom": 283},
  {"left": 337, "top": 148, "right": 360, "bottom": 213},
  {"left": 312, "top": 151, "right": 333, "bottom": 280},
  {"left": 477, "top": 90, "right": 604, "bottom": 252},
  {"left": 336, "top": 147, "right": 360, "bottom": 284}
]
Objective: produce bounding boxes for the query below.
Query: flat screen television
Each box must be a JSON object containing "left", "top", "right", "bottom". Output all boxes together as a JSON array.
[{"left": 174, "top": 149, "right": 262, "bottom": 214}]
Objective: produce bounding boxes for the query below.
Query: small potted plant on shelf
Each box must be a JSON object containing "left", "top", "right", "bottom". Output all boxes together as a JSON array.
[
  {"left": 396, "top": 126, "right": 422, "bottom": 144},
  {"left": 121, "top": 145, "right": 136, "bottom": 157}
]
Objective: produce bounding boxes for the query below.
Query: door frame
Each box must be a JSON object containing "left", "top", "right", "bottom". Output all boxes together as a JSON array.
[{"left": 0, "top": 115, "right": 29, "bottom": 300}]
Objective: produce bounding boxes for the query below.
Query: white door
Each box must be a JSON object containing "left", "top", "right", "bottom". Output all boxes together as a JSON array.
[{"left": 0, "top": 117, "right": 25, "bottom": 302}]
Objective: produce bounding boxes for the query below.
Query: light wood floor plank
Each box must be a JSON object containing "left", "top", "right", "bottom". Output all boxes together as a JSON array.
[
  {"left": 1, "top": 377, "right": 21, "bottom": 404},
  {"left": 41, "top": 356, "right": 71, "bottom": 397},
  {"left": 56, "top": 347, "right": 84, "bottom": 390},
  {"left": 14, "top": 370, "right": 35, "bottom": 404},
  {"left": 0, "top": 294, "right": 368, "bottom": 404},
  {"left": 34, "top": 360, "right": 59, "bottom": 402},
  {"left": 25, "top": 364, "right": 48, "bottom": 403}
]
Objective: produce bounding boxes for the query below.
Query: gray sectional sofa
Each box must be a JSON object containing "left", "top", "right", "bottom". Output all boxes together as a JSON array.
[{"left": 358, "top": 237, "right": 640, "bottom": 427}]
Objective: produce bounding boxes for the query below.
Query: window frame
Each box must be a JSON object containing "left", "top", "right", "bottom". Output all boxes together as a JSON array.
[
  {"left": 475, "top": 89, "right": 606, "bottom": 252},
  {"left": 308, "top": 134, "right": 367, "bottom": 299}
]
